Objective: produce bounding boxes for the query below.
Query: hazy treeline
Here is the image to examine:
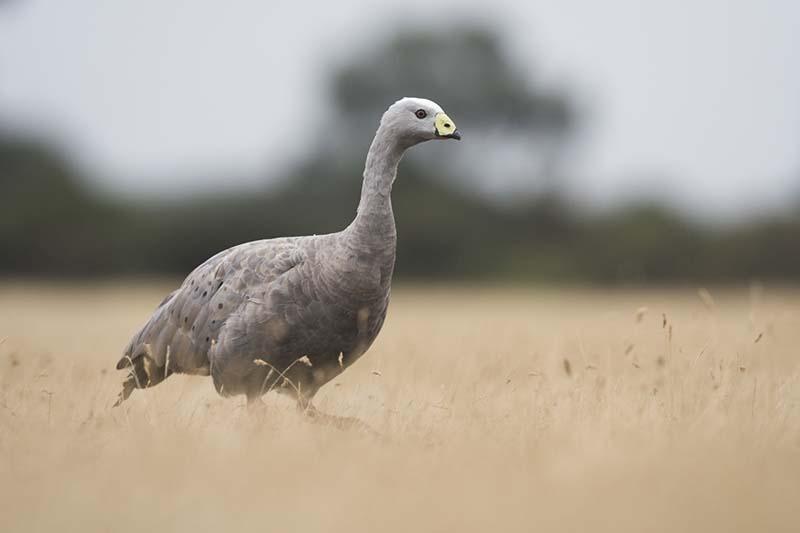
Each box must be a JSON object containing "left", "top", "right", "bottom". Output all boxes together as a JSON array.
[
  {"left": 2, "top": 27, "right": 798, "bottom": 282},
  {"left": 3, "top": 133, "right": 798, "bottom": 282}
]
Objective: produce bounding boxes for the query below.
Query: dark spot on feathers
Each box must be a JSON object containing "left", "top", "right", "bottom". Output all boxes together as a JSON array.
[
  {"left": 205, "top": 337, "right": 210, "bottom": 342},
  {"left": 218, "top": 303, "right": 223, "bottom": 309},
  {"left": 184, "top": 317, "right": 188, "bottom": 323},
  {"left": 202, "top": 291, "right": 207, "bottom": 297},
  {"left": 211, "top": 320, "right": 216, "bottom": 324}
]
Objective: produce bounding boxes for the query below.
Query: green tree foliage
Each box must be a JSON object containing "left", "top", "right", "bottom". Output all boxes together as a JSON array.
[{"left": 0, "top": 136, "right": 123, "bottom": 275}]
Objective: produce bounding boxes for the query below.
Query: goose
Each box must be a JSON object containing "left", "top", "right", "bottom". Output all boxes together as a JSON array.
[{"left": 115, "top": 97, "right": 461, "bottom": 416}]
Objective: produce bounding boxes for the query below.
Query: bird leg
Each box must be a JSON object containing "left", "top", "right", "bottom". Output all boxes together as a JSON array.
[{"left": 113, "top": 355, "right": 171, "bottom": 407}]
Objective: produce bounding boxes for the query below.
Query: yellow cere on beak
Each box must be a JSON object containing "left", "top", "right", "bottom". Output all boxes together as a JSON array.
[{"left": 434, "top": 112, "right": 460, "bottom": 139}]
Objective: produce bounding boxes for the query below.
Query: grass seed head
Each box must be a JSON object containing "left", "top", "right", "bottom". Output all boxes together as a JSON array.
[{"left": 625, "top": 344, "right": 634, "bottom": 355}]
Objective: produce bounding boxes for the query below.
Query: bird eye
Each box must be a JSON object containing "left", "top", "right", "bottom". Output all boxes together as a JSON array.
[{"left": 414, "top": 109, "right": 427, "bottom": 119}]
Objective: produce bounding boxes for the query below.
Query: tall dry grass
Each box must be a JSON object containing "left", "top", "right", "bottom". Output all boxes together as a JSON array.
[{"left": 0, "top": 281, "right": 798, "bottom": 532}]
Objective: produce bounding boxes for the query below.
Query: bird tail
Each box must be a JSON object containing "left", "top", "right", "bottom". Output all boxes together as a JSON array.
[{"left": 113, "top": 350, "right": 172, "bottom": 407}]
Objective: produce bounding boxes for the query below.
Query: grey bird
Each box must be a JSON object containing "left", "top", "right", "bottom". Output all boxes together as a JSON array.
[{"left": 115, "top": 97, "right": 461, "bottom": 415}]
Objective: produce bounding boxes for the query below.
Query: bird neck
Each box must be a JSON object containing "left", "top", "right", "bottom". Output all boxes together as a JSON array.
[{"left": 349, "top": 125, "right": 406, "bottom": 243}]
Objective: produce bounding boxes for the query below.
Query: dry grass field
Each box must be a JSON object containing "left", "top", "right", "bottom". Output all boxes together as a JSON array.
[{"left": 1, "top": 281, "right": 799, "bottom": 532}]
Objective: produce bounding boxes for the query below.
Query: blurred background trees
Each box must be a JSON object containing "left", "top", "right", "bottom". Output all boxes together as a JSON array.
[{"left": 2, "top": 25, "right": 798, "bottom": 282}]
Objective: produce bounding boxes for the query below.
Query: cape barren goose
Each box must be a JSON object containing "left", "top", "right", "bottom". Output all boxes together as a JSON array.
[{"left": 115, "top": 97, "right": 461, "bottom": 416}]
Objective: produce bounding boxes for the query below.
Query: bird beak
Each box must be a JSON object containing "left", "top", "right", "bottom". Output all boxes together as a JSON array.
[{"left": 434, "top": 112, "right": 461, "bottom": 140}]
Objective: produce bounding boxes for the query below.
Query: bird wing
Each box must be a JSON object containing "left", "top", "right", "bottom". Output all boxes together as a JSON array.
[{"left": 117, "top": 237, "right": 307, "bottom": 374}]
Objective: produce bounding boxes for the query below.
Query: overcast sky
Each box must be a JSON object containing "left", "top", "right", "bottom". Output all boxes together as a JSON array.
[{"left": 1, "top": 0, "right": 798, "bottom": 220}]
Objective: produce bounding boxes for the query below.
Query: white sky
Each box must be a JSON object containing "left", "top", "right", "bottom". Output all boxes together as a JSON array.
[{"left": 1, "top": 0, "right": 798, "bottom": 220}]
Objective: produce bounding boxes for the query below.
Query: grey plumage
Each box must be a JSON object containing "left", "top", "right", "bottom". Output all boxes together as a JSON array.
[{"left": 115, "top": 97, "right": 460, "bottom": 408}]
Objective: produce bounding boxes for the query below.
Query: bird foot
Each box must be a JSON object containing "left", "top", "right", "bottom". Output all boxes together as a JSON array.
[
  {"left": 300, "top": 403, "right": 382, "bottom": 438},
  {"left": 112, "top": 376, "right": 137, "bottom": 407}
]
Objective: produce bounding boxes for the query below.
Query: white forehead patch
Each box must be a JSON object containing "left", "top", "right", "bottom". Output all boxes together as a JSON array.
[{"left": 394, "top": 97, "right": 444, "bottom": 114}]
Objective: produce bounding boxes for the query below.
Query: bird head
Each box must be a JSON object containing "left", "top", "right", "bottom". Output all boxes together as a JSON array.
[{"left": 380, "top": 97, "right": 461, "bottom": 146}]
